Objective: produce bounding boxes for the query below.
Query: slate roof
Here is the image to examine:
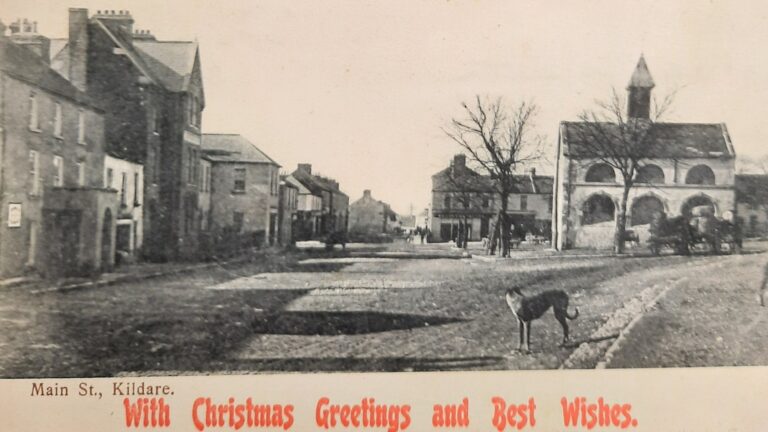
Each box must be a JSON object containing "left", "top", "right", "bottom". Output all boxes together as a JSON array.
[
  {"left": 431, "top": 165, "right": 553, "bottom": 194},
  {"left": 134, "top": 41, "right": 198, "bottom": 92},
  {"left": 291, "top": 169, "right": 347, "bottom": 197},
  {"left": 735, "top": 174, "right": 768, "bottom": 206},
  {"left": 0, "top": 37, "right": 99, "bottom": 109},
  {"left": 284, "top": 175, "right": 314, "bottom": 195},
  {"left": 201, "top": 134, "right": 279, "bottom": 165},
  {"left": 560, "top": 121, "right": 734, "bottom": 159}
]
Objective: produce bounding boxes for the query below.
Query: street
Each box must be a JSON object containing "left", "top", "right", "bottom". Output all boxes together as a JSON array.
[{"left": 0, "top": 243, "right": 766, "bottom": 377}]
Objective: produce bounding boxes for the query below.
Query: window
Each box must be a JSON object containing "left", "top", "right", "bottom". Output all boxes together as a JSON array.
[
  {"left": 77, "top": 110, "right": 86, "bottom": 144},
  {"left": 152, "top": 107, "right": 161, "bottom": 134},
  {"left": 444, "top": 195, "right": 451, "bottom": 209},
  {"left": 482, "top": 195, "right": 489, "bottom": 208},
  {"left": 53, "top": 103, "right": 63, "bottom": 138},
  {"left": 270, "top": 169, "right": 279, "bottom": 196},
  {"left": 27, "top": 222, "right": 37, "bottom": 265},
  {"left": 233, "top": 211, "right": 244, "bottom": 231},
  {"left": 520, "top": 195, "right": 528, "bottom": 211},
  {"left": 52, "top": 156, "right": 63, "bottom": 187},
  {"left": 636, "top": 164, "right": 665, "bottom": 184},
  {"left": 233, "top": 168, "right": 246, "bottom": 192},
  {"left": 547, "top": 195, "right": 553, "bottom": 213},
  {"left": 29, "top": 94, "right": 39, "bottom": 131},
  {"left": 120, "top": 172, "right": 128, "bottom": 205},
  {"left": 105, "top": 167, "right": 114, "bottom": 188},
  {"left": 585, "top": 163, "right": 616, "bottom": 183},
  {"left": 29, "top": 150, "right": 39, "bottom": 195},
  {"left": 134, "top": 172, "right": 140, "bottom": 206},
  {"left": 77, "top": 162, "right": 85, "bottom": 186},
  {"left": 685, "top": 165, "right": 716, "bottom": 185}
]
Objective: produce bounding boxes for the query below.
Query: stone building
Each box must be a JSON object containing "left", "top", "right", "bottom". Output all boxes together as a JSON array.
[
  {"left": 348, "top": 190, "right": 397, "bottom": 240},
  {"left": 49, "top": 8, "right": 205, "bottom": 261},
  {"left": 735, "top": 174, "right": 768, "bottom": 238},
  {"left": 552, "top": 56, "right": 737, "bottom": 250},
  {"left": 290, "top": 164, "right": 349, "bottom": 238},
  {"left": 201, "top": 134, "right": 280, "bottom": 247},
  {"left": 0, "top": 27, "right": 118, "bottom": 277},
  {"left": 277, "top": 177, "right": 299, "bottom": 246},
  {"left": 431, "top": 154, "right": 553, "bottom": 242},
  {"left": 104, "top": 155, "right": 143, "bottom": 261},
  {"left": 284, "top": 174, "right": 322, "bottom": 240}
]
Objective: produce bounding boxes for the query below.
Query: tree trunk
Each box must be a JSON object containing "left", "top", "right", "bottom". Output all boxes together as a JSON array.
[
  {"left": 500, "top": 194, "right": 510, "bottom": 257},
  {"left": 488, "top": 211, "right": 502, "bottom": 255},
  {"left": 614, "top": 185, "right": 630, "bottom": 254},
  {"left": 463, "top": 215, "right": 469, "bottom": 249}
]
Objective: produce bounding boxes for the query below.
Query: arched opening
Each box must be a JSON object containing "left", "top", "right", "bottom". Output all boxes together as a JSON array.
[
  {"left": 681, "top": 195, "right": 715, "bottom": 218},
  {"left": 101, "top": 208, "right": 113, "bottom": 271},
  {"left": 631, "top": 195, "right": 665, "bottom": 226},
  {"left": 582, "top": 194, "right": 615, "bottom": 225},
  {"left": 636, "top": 165, "right": 665, "bottom": 184},
  {"left": 685, "top": 165, "right": 715, "bottom": 185},
  {"left": 585, "top": 163, "right": 616, "bottom": 183}
]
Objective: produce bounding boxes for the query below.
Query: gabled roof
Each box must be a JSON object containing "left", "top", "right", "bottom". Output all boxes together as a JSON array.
[
  {"left": 0, "top": 37, "right": 99, "bottom": 109},
  {"left": 201, "top": 134, "right": 279, "bottom": 165},
  {"left": 134, "top": 40, "right": 199, "bottom": 93},
  {"left": 284, "top": 175, "right": 314, "bottom": 195},
  {"left": 735, "top": 174, "right": 768, "bottom": 206},
  {"left": 560, "top": 121, "right": 735, "bottom": 159},
  {"left": 431, "top": 164, "right": 553, "bottom": 194},
  {"left": 628, "top": 55, "right": 655, "bottom": 88},
  {"left": 90, "top": 17, "right": 201, "bottom": 94},
  {"left": 291, "top": 168, "right": 347, "bottom": 197}
]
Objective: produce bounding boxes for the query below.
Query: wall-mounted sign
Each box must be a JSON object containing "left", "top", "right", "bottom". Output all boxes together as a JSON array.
[{"left": 8, "top": 203, "right": 22, "bottom": 228}]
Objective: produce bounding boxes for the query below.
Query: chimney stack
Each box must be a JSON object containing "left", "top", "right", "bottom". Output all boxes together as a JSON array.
[
  {"left": 452, "top": 154, "right": 466, "bottom": 169},
  {"left": 297, "top": 163, "right": 312, "bottom": 174},
  {"left": 363, "top": 189, "right": 371, "bottom": 198},
  {"left": 8, "top": 19, "right": 50, "bottom": 62},
  {"left": 93, "top": 9, "right": 134, "bottom": 38},
  {"left": 68, "top": 8, "right": 89, "bottom": 91}
]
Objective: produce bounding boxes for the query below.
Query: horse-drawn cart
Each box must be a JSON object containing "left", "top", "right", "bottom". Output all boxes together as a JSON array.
[{"left": 648, "top": 206, "right": 741, "bottom": 256}]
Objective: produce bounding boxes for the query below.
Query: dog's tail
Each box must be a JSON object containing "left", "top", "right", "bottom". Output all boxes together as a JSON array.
[{"left": 566, "top": 307, "right": 579, "bottom": 320}]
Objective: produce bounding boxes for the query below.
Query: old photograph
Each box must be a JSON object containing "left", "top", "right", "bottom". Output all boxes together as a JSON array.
[{"left": 0, "top": 0, "right": 766, "bottom": 378}]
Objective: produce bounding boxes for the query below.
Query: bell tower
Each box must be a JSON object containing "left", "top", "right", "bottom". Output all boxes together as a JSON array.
[{"left": 627, "top": 55, "right": 655, "bottom": 119}]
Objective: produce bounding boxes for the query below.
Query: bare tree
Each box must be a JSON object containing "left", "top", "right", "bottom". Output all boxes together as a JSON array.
[
  {"left": 444, "top": 96, "right": 543, "bottom": 257},
  {"left": 573, "top": 89, "right": 675, "bottom": 253}
]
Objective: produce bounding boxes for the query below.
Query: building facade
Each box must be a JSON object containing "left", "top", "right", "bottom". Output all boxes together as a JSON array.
[
  {"left": 431, "top": 154, "right": 553, "bottom": 242},
  {"left": 284, "top": 174, "right": 322, "bottom": 240},
  {"left": 735, "top": 174, "right": 768, "bottom": 238},
  {"left": 104, "top": 155, "right": 143, "bottom": 262},
  {"left": 202, "top": 134, "right": 280, "bottom": 248},
  {"left": 0, "top": 29, "right": 118, "bottom": 277},
  {"left": 290, "top": 164, "right": 349, "bottom": 238},
  {"left": 552, "top": 57, "right": 737, "bottom": 250},
  {"left": 277, "top": 177, "right": 298, "bottom": 246},
  {"left": 348, "top": 189, "right": 397, "bottom": 240},
  {"left": 50, "top": 8, "right": 205, "bottom": 261}
]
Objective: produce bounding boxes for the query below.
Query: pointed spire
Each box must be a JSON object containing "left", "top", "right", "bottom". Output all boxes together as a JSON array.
[{"left": 627, "top": 54, "right": 655, "bottom": 89}]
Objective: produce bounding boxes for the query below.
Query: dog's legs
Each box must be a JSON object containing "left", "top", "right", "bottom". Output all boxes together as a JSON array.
[
  {"left": 517, "top": 319, "right": 524, "bottom": 351},
  {"left": 554, "top": 309, "right": 569, "bottom": 346},
  {"left": 524, "top": 321, "right": 531, "bottom": 353}
]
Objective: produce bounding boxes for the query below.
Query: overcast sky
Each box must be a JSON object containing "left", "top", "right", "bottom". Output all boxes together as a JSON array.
[{"left": 4, "top": 0, "right": 768, "bottom": 213}]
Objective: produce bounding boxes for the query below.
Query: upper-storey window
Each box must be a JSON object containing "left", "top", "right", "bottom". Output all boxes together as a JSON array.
[
  {"left": 636, "top": 164, "right": 665, "bottom": 184},
  {"left": 233, "top": 168, "right": 246, "bottom": 192},
  {"left": 685, "top": 165, "right": 715, "bottom": 185},
  {"left": 187, "top": 95, "right": 201, "bottom": 128},
  {"left": 52, "top": 156, "right": 63, "bottom": 187},
  {"left": 444, "top": 195, "right": 451, "bottom": 209},
  {"left": 29, "top": 93, "right": 39, "bottom": 131},
  {"left": 77, "top": 110, "right": 86, "bottom": 144},
  {"left": 53, "top": 103, "right": 63, "bottom": 138},
  {"left": 585, "top": 163, "right": 616, "bottom": 183}
]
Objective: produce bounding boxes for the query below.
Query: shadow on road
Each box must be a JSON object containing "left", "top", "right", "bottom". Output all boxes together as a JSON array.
[
  {"left": 216, "top": 356, "right": 505, "bottom": 372},
  {"left": 252, "top": 311, "right": 466, "bottom": 335}
]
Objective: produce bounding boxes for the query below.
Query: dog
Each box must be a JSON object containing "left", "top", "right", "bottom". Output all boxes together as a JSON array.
[{"left": 505, "top": 287, "right": 579, "bottom": 353}]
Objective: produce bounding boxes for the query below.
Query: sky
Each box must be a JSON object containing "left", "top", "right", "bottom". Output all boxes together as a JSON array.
[{"left": 4, "top": 0, "right": 768, "bottom": 214}]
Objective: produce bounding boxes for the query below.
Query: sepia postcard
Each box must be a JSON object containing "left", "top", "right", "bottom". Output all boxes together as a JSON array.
[{"left": 0, "top": 0, "right": 766, "bottom": 430}]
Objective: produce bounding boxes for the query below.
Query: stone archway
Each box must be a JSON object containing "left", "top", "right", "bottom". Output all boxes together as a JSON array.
[
  {"left": 681, "top": 194, "right": 716, "bottom": 218},
  {"left": 630, "top": 195, "right": 666, "bottom": 226},
  {"left": 581, "top": 194, "right": 616, "bottom": 225}
]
